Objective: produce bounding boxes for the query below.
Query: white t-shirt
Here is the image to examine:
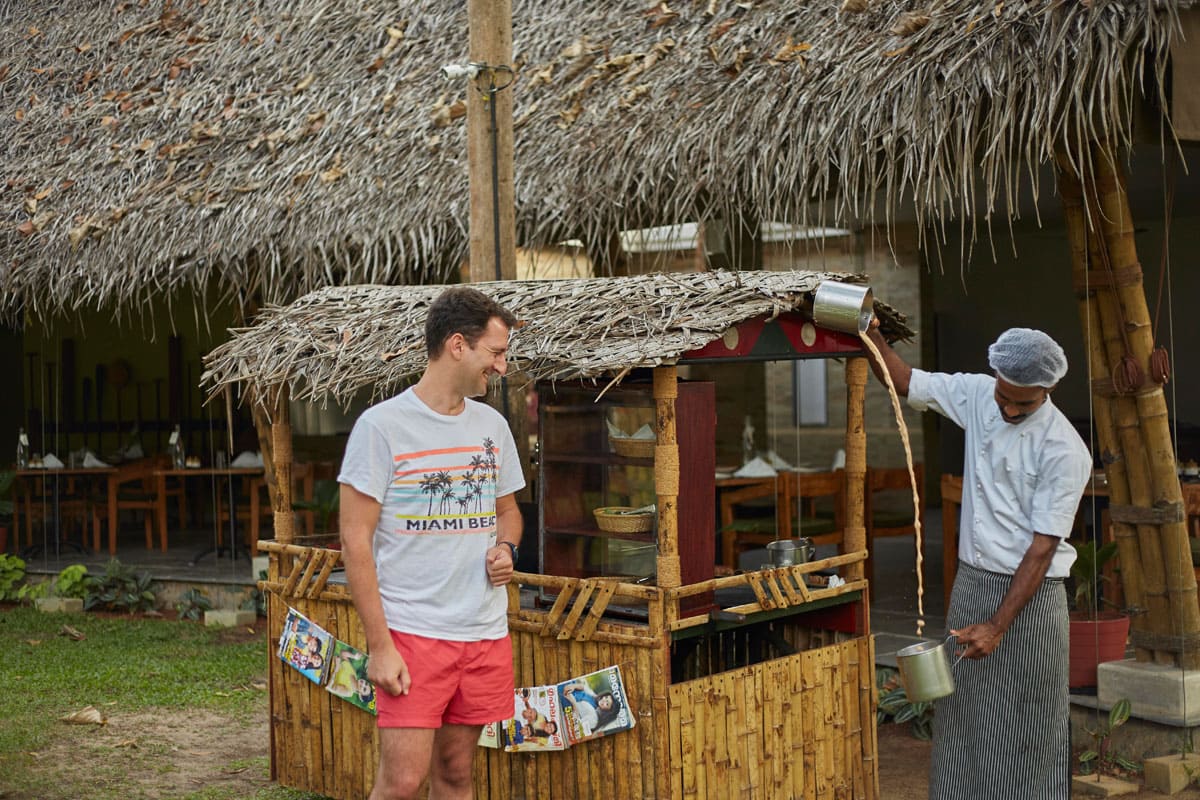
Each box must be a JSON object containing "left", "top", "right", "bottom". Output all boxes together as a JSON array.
[
  {"left": 907, "top": 369, "right": 1092, "bottom": 578},
  {"left": 338, "top": 388, "right": 526, "bottom": 640}
]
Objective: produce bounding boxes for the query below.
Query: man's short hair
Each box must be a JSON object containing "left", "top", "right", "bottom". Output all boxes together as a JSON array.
[{"left": 425, "top": 287, "right": 518, "bottom": 359}]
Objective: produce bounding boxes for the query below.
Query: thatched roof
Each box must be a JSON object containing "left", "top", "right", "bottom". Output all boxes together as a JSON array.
[
  {"left": 1, "top": 0, "right": 1181, "bottom": 319},
  {"left": 201, "top": 270, "right": 912, "bottom": 407}
]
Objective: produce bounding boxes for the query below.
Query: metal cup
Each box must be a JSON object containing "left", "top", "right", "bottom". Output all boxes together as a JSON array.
[{"left": 813, "top": 281, "right": 875, "bottom": 334}]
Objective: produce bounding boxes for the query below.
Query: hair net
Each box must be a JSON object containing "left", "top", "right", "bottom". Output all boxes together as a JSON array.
[{"left": 987, "top": 328, "right": 1068, "bottom": 388}]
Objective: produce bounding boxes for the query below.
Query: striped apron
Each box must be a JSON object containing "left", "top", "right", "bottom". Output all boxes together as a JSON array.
[{"left": 929, "top": 562, "right": 1070, "bottom": 800}]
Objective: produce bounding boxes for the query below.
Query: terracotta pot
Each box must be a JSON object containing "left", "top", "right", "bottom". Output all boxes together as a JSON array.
[{"left": 1068, "top": 611, "right": 1130, "bottom": 688}]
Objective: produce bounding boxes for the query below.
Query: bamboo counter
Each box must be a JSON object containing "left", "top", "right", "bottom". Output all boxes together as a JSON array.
[{"left": 261, "top": 541, "right": 879, "bottom": 800}]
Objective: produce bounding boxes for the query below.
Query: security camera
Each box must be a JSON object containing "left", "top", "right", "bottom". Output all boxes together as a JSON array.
[{"left": 441, "top": 63, "right": 480, "bottom": 81}]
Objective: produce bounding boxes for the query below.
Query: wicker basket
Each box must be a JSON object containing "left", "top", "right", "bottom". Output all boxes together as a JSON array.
[
  {"left": 609, "top": 436, "right": 655, "bottom": 459},
  {"left": 593, "top": 506, "right": 655, "bottom": 534}
]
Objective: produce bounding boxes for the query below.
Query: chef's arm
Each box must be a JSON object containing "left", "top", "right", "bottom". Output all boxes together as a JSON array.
[
  {"left": 864, "top": 321, "right": 913, "bottom": 397},
  {"left": 953, "top": 533, "right": 1058, "bottom": 659}
]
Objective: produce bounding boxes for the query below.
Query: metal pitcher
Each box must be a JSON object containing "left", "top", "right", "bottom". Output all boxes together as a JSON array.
[
  {"left": 813, "top": 281, "right": 875, "bottom": 335},
  {"left": 766, "top": 537, "right": 814, "bottom": 567},
  {"left": 895, "top": 634, "right": 961, "bottom": 702}
]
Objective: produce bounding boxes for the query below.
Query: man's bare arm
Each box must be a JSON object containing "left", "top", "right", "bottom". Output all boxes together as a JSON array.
[
  {"left": 485, "top": 493, "right": 523, "bottom": 586},
  {"left": 865, "top": 322, "right": 913, "bottom": 397},
  {"left": 340, "top": 483, "right": 410, "bottom": 695},
  {"left": 953, "top": 533, "right": 1058, "bottom": 659}
]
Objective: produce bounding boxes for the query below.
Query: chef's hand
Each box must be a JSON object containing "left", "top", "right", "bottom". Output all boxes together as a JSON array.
[
  {"left": 368, "top": 640, "right": 411, "bottom": 696},
  {"left": 951, "top": 623, "right": 1004, "bottom": 659}
]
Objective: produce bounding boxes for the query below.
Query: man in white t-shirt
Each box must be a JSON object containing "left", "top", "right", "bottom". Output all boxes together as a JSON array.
[
  {"left": 864, "top": 323, "right": 1091, "bottom": 800},
  {"left": 339, "top": 287, "right": 525, "bottom": 800}
]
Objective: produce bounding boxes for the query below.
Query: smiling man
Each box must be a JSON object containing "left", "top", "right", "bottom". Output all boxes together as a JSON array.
[
  {"left": 338, "top": 287, "right": 524, "bottom": 800},
  {"left": 864, "top": 324, "right": 1091, "bottom": 800}
]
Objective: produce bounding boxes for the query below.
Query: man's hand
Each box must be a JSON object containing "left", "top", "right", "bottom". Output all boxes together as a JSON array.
[
  {"left": 485, "top": 544, "right": 515, "bottom": 586},
  {"left": 951, "top": 622, "right": 1005, "bottom": 659},
  {"left": 368, "top": 640, "right": 411, "bottom": 696}
]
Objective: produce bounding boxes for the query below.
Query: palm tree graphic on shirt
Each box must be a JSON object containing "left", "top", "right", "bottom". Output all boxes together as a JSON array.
[{"left": 418, "top": 438, "right": 499, "bottom": 516}]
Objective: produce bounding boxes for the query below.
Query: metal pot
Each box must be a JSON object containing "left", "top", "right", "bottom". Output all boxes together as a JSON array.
[
  {"left": 766, "top": 537, "right": 814, "bottom": 567},
  {"left": 813, "top": 281, "right": 875, "bottom": 335},
  {"left": 896, "top": 634, "right": 961, "bottom": 702}
]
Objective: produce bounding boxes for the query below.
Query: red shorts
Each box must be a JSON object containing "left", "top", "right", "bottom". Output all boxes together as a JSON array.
[{"left": 376, "top": 631, "right": 513, "bottom": 729}]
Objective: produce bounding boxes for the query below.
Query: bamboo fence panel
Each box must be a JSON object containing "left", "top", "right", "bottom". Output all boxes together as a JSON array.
[{"left": 666, "top": 638, "right": 876, "bottom": 800}]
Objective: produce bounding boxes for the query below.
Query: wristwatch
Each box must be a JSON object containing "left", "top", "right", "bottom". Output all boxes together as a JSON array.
[{"left": 500, "top": 541, "right": 519, "bottom": 563}]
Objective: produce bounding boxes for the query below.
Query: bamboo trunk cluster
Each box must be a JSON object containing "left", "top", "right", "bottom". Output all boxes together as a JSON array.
[{"left": 1055, "top": 144, "right": 1200, "bottom": 669}]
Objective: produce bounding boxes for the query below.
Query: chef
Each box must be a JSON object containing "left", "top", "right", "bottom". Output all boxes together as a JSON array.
[{"left": 864, "top": 324, "right": 1092, "bottom": 800}]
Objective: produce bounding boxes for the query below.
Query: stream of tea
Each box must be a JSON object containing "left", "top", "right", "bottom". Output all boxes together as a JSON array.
[{"left": 859, "top": 331, "right": 926, "bottom": 637}]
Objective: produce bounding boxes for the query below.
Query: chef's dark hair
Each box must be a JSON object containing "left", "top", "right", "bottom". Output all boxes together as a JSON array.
[{"left": 425, "top": 287, "right": 518, "bottom": 359}]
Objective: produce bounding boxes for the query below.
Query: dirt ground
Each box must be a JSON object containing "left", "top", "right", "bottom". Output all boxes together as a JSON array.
[
  {"left": 16, "top": 707, "right": 273, "bottom": 800},
  {"left": 16, "top": 659, "right": 1198, "bottom": 800},
  {"left": 876, "top": 722, "right": 1200, "bottom": 799}
]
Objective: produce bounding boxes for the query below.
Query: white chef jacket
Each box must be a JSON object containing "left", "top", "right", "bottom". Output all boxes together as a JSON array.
[{"left": 908, "top": 369, "right": 1092, "bottom": 578}]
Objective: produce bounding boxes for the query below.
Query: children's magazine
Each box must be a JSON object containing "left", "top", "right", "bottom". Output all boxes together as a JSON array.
[
  {"left": 278, "top": 607, "right": 334, "bottom": 685},
  {"left": 500, "top": 686, "right": 568, "bottom": 752},
  {"left": 557, "top": 665, "right": 635, "bottom": 745},
  {"left": 324, "top": 641, "right": 377, "bottom": 715}
]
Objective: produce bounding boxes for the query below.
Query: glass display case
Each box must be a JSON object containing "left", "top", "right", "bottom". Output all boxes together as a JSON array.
[{"left": 536, "top": 380, "right": 716, "bottom": 603}]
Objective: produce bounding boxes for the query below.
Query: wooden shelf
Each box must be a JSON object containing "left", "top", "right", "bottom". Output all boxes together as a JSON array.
[
  {"left": 540, "top": 453, "right": 652, "bottom": 466},
  {"left": 543, "top": 524, "right": 654, "bottom": 543}
]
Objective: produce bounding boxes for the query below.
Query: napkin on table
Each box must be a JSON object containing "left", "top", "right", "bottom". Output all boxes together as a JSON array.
[
  {"left": 231, "top": 450, "right": 264, "bottom": 468},
  {"left": 42, "top": 453, "right": 65, "bottom": 469},
  {"left": 733, "top": 456, "right": 777, "bottom": 478},
  {"left": 82, "top": 452, "right": 110, "bottom": 468}
]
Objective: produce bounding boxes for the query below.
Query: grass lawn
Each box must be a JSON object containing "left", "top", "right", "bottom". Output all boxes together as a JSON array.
[{"left": 0, "top": 605, "right": 330, "bottom": 800}]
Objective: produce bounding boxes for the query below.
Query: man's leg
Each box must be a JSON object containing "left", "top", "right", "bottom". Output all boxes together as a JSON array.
[
  {"left": 429, "top": 723, "right": 482, "bottom": 800},
  {"left": 371, "top": 727, "right": 435, "bottom": 800}
]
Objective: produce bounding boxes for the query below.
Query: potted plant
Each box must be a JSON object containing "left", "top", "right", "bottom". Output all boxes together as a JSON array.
[
  {"left": 293, "top": 479, "right": 341, "bottom": 544},
  {"left": 1068, "top": 539, "right": 1130, "bottom": 688}
]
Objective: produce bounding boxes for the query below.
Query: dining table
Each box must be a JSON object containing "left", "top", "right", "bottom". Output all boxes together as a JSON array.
[
  {"left": 152, "top": 466, "right": 265, "bottom": 565},
  {"left": 15, "top": 466, "right": 118, "bottom": 558}
]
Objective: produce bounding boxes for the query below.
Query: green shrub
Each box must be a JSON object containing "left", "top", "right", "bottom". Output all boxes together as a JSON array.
[
  {"left": 876, "top": 666, "right": 934, "bottom": 740},
  {"left": 83, "top": 559, "right": 157, "bottom": 613},
  {"left": 174, "top": 588, "right": 214, "bottom": 621},
  {"left": 0, "top": 553, "right": 27, "bottom": 601},
  {"left": 53, "top": 564, "right": 90, "bottom": 599}
]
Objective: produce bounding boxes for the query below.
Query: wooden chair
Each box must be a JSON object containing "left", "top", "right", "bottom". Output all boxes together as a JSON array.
[
  {"left": 151, "top": 454, "right": 188, "bottom": 530},
  {"left": 92, "top": 459, "right": 165, "bottom": 554},
  {"left": 940, "top": 473, "right": 963, "bottom": 610},
  {"left": 719, "top": 470, "right": 846, "bottom": 569},
  {"left": 863, "top": 464, "right": 925, "bottom": 597},
  {"left": 217, "top": 461, "right": 319, "bottom": 552},
  {"left": 14, "top": 474, "right": 92, "bottom": 552}
]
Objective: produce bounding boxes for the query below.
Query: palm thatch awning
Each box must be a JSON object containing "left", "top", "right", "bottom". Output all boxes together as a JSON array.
[
  {"left": 1, "top": 0, "right": 1181, "bottom": 319},
  {"left": 201, "top": 270, "right": 912, "bottom": 407}
]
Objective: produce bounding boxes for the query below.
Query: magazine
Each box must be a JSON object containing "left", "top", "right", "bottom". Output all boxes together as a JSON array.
[
  {"left": 324, "top": 641, "right": 377, "bottom": 715},
  {"left": 556, "top": 665, "right": 635, "bottom": 745},
  {"left": 277, "top": 607, "right": 334, "bottom": 685},
  {"left": 501, "top": 685, "right": 568, "bottom": 752},
  {"left": 490, "top": 664, "right": 635, "bottom": 752},
  {"left": 478, "top": 720, "right": 501, "bottom": 749}
]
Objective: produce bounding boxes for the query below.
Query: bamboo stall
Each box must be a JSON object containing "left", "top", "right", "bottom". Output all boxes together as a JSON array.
[{"left": 203, "top": 270, "right": 913, "bottom": 800}]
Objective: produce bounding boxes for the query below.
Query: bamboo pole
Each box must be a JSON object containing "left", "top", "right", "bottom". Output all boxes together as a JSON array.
[
  {"left": 1080, "top": 171, "right": 1174, "bottom": 664},
  {"left": 653, "top": 366, "right": 682, "bottom": 628},
  {"left": 1089, "top": 142, "right": 1200, "bottom": 668},
  {"left": 844, "top": 357, "right": 868, "bottom": 585},
  {"left": 1055, "top": 153, "right": 1153, "bottom": 662},
  {"left": 270, "top": 384, "right": 294, "bottom": 545}
]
